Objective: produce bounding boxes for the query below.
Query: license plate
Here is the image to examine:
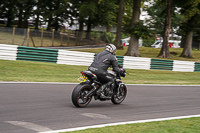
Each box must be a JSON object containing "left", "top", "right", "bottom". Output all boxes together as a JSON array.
[{"left": 77, "top": 75, "right": 88, "bottom": 82}]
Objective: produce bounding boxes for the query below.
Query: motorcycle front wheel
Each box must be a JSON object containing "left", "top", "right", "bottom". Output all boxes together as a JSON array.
[
  {"left": 111, "top": 84, "right": 127, "bottom": 104},
  {"left": 71, "top": 83, "right": 92, "bottom": 107}
]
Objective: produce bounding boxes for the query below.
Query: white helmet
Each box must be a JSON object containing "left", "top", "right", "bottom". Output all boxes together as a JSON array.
[{"left": 105, "top": 44, "right": 117, "bottom": 55}]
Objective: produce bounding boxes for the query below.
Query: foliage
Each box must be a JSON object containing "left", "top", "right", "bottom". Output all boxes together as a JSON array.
[
  {"left": 90, "top": 31, "right": 101, "bottom": 39},
  {"left": 70, "top": 0, "right": 118, "bottom": 31},
  {"left": 42, "top": 0, "right": 71, "bottom": 30},
  {"left": 95, "top": 0, "right": 118, "bottom": 28},
  {"left": 123, "top": 0, "right": 133, "bottom": 27},
  {"left": 145, "top": 0, "right": 184, "bottom": 36},
  {"left": 142, "top": 37, "right": 156, "bottom": 47},
  {"left": 100, "top": 31, "right": 115, "bottom": 43},
  {"left": 177, "top": 0, "right": 200, "bottom": 34},
  {"left": 123, "top": 21, "right": 154, "bottom": 39},
  {"left": 0, "top": 0, "right": 17, "bottom": 26},
  {"left": 121, "top": 33, "right": 129, "bottom": 39}
]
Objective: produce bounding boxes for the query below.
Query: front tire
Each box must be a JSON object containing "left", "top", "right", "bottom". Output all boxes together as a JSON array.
[
  {"left": 71, "top": 83, "right": 92, "bottom": 107},
  {"left": 111, "top": 84, "right": 127, "bottom": 104}
]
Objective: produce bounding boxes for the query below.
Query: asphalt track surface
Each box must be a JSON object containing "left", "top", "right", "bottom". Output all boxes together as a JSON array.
[{"left": 0, "top": 82, "right": 200, "bottom": 133}]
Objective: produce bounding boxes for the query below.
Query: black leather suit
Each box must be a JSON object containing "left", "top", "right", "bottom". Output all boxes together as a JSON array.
[{"left": 88, "top": 50, "right": 120, "bottom": 85}]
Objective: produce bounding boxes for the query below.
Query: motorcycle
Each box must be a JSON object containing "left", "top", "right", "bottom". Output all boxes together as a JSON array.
[{"left": 71, "top": 68, "right": 127, "bottom": 107}]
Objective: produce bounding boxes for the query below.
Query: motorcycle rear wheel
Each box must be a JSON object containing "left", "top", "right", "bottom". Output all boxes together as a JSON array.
[
  {"left": 71, "top": 83, "right": 92, "bottom": 107},
  {"left": 111, "top": 84, "right": 127, "bottom": 104}
]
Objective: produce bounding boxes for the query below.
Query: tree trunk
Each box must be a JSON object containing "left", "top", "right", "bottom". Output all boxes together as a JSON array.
[
  {"left": 47, "top": 20, "right": 51, "bottom": 30},
  {"left": 54, "top": 16, "right": 59, "bottom": 31},
  {"left": 158, "top": 0, "right": 173, "bottom": 58},
  {"left": 54, "top": 0, "right": 60, "bottom": 31},
  {"left": 6, "top": 1, "right": 14, "bottom": 27},
  {"left": 180, "top": 30, "right": 193, "bottom": 58},
  {"left": 18, "top": 7, "right": 23, "bottom": 28},
  {"left": 125, "top": 0, "right": 141, "bottom": 56},
  {"left": 23, "top": 15, "right": 28, "bottom": 28},
  {"left": 85, "top": 18, "right": 92, "bottom": 40},
  {"left": 47, "top": 17, "right": 52, "bottom": 30},
  {"left": 6, "top": 16, "right": 12, "bottom": 27},
  {"left": 126, "top": 35, "right": 140, "bottom": 56},
  {"left": 35, "top": 12, "right": 39, "bottom": 29},
  {"left": 24, "top": 20, "right": 28, "bottom": 28},
  {"left": 78, "top": 20, "right": 84, "bottom": 41},
  {"left": 114, "top": 0, "right": 124, "bottom": 49},
  {"left": 199, "top": 42, "right": 200, "bottom": 50},
  {"left": 106, "top": 26, "right": 111, "bottom": 32},
  {"left": 35, "top": 0, "right": 41, "bottom": 29}
]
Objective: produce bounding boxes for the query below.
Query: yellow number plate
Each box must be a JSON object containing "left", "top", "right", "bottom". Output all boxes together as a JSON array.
[{"left": 77, "top": 75, "right": 88, "bottom": 82}]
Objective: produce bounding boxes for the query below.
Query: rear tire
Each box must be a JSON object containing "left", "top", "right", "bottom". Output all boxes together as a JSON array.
[
  {"left": 111, "top": 84, "right": 127, "bottom": 104},
  {"left": 71, "top": 83, "right": 92, "bottom": 107}
]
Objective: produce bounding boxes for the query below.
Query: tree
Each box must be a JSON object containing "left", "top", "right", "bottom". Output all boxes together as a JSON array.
[
  {"left": 34, "top": 0, "right": 43, "bottom": 29},
  {"left": 79, "top": 0, "right": 99, "bottom": 40},
  {"left": 70, "top": 0, "right": 118, "bottom": 41},
  {"left": 180, "top": 16, "right": 195, "bottom": 58},
  {"left": 158, "top": 0, "right": 173, "bottom": 58},
  {"left": 69, "top": 0, "right": 88, "bottom": 40},
  {"left": 114, "top": 0, "right": 124, "bottom": 49},
  {"left": 97, "top": 0, "right": 117, "bottom": 32},
  {"left": 16, "top": 0, "right": 35, "bottom": 28},
  {"left": 42, "top": 0, "right": 71, "bottom": 31},
  {"left": 0, "top": 0, "right": 17, "bottom": 27},
  {"left": 125, "top": 0, "right": 141, "bottom": 56},
  {"left": 178, "top": 1, "right": 200, "bottom": 58}
]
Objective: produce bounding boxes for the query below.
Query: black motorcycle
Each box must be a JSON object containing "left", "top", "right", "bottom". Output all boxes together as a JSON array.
[{"left": 71, "top": 68, "right": 127, "bottom": 107}]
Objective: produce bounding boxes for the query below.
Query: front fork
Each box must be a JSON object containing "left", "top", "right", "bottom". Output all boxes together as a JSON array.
[{"left": 115, "top": 79, "right": 125, "bottom": 94}]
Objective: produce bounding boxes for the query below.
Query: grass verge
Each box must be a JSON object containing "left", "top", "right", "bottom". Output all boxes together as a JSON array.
[
  {"left": 1, "top": 59, "right": 200, "bottom": 85},
  {"left": 64, "top": 117, "right": 200, "bottom": 133}
]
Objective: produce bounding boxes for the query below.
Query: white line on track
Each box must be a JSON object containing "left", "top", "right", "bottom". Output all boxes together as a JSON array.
[
  {"left": 0, "top": 82, "right": 78, "bottom": 84},
  {"left": 5, "top": 121, "right": 52, "bottom": 132},
  {"left": 81, "top": 113, "right": 111, "bottom": 119},
  {"left": 39, "top": 114, "right": 200, "bottom": 133},
  {"left": 0, "top": 82, "right": 200, "bottom": 87}
]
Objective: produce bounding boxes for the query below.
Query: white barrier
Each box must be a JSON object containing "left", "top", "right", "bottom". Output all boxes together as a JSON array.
[
  {"left": 0, "top": 44, "right": 199, "bottom": 72},
  {"left": 57, "top": 50, "right": 95, "bottom": 66},
  {"left": 173, "top": 60, "right": 195, "bottom": 72},
  {"left": 123, "top": 56, "right": 151, "bottom": 70},
  {"left": 0, "top": 44, "right": 18, "bottom": 60}
]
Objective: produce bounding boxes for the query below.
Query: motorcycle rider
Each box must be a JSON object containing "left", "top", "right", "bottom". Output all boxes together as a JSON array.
[{"left": 88, "top": 44, "right": 121, "bottom": 98}]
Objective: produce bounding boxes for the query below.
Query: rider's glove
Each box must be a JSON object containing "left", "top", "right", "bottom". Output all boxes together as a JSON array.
[{"left": 119, "top": 68, "right": 126, "bottom": 77}]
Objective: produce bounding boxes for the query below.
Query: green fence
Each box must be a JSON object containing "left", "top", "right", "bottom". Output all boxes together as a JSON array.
[
  {"left": 17, "top": 46, "right": 58, "bottom": 63},
  {"left": 116, "top": 55, "right": 124, "bottom": 66},
  {"left": 150, "top": 59, "right": 174, "bottom": 71},
  {"left": 195, "top": 62, "right": 200, "bottom": 72}
]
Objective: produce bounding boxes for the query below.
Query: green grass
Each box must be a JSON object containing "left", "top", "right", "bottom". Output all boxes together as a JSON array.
[
  {"left": 0, "top": 59, "right": 87, "bottom": 82},
  {"left": 1, "top": 59, "right": 200, "bottom": 85},
  {"left": 64, "top": 117, "right": 200, "bottom": 133},
  {"left": 73, "top": 47, "right": 200, "bottom": 63}
]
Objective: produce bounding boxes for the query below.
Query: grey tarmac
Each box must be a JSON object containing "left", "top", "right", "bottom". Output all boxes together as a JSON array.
[{"left": 0, "top": 82, "right": 200, "bottom": 133}]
